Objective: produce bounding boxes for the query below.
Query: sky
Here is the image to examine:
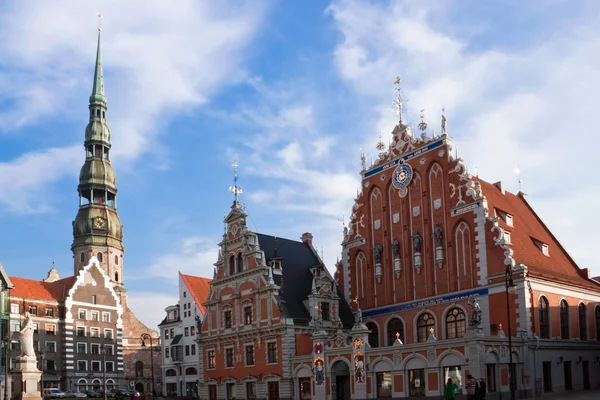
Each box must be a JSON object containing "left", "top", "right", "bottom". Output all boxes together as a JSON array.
[{"left": 1, "top": 0, "right": 599, "bottom": 330}]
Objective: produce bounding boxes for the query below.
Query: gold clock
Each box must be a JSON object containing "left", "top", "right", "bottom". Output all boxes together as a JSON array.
[{"left": 93, "top": 217, "right": 106, "bottom": 230}]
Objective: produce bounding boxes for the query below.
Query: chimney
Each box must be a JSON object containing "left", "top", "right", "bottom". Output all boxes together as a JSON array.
[
  {"left": 493, "top": 181, "right": 505, "bottom": 194},
  {"left": 301, "top": 232, "right": 313, "bottom": 245}
]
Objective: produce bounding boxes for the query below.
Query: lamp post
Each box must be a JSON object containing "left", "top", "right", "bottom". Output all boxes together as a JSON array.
[
  {"left": 140, "top": 333, "right": 156, "bottom": 398},
  {"left": 505, "top": 266, "right": 517, "bottom": 400}
]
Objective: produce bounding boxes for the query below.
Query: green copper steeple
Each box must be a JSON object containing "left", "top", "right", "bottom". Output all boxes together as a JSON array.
[
  {"left": 72, "top": 28, "right": 124, "bottom": 288},
  {"left": 90, "top": 29, "right": 106, "bottom": 105}
]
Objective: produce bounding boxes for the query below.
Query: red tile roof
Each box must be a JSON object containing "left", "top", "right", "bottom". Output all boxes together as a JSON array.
[
  {"left": 477, "top": 179, "right": 600, "bottom": 290},
  {"left": 9, "top": 276, "right": 75, "bottom": 302},
  {"left": 180, "top": 272, "right": 211, "bottom": 314}
]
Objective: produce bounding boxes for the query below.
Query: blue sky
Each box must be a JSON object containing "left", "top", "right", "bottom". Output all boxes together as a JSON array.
[{"left": 1, "top": 0, "right": 599, "bottom": 328}]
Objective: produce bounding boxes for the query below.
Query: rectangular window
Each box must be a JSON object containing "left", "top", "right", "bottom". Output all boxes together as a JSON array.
[
  {"left": 76, "top": 326, "right": 86, "bottom": 337},
  {"left": 244, "top": 306, "right": 252, "bottom": 325},
  {"left": 45, "top": 342, "right": 56, "bottom": 353},
  {"left": 506, "top": 214, "right": 514, "bottom": 227},
  {"left": 90, "top": 328, "right": 100, "bottom": 338},
  {"left": 79, "top": 309, "right": 87, "bottom": 320},
  {"left": 207, "top": 350, "right": 216, "bottom": 369},
  {"left": 185, "top": 345, "right": 190, "bottom": 356},
  {"left": 77, "top": 361, "right": 87, "bottom": 371},
  {"left": 45, "top": 359, "right": 56, "bottom": 371},
  {"left": 408, "top": 368, "right": 425, "bottom": 397},
  {"left": 504, "top": 231, "right": 512, "bottom": 244},
  {"left": 191, "top": 326, "right": 195, "bottom": 335},
  {"left": 267, "top": 342, "right": 277, "bottom": 364},
  {"left": 10, "top": 304, "right": 19, "bottom": 314},
  {"left": 321, "top": 302, "right": 330, "bottom": 321},
  {"left": 486, "top": 364, "right": 497, "bottom": 392},
  {"left": 165, "top": 348, "right": 170, "bottom": 358},
  {"left": 91, "top": 361, "right": 101, "bottom": 372},
  {"left": 45, "top": 324, "right": 56, "bottom": 335},
  {"left": 29, "top": 305, "right": 38, "bottom": 316},
  {"left": 246, "top": 382, "right": 256, "bottom": 400},
  {"left": 542, "top": 244, "right": 549, "bottom": 256},
  {"left": 91, "top": 311, "right": 99, "bottom": 321},
  {"left": 191, "top": 344, "right": 196, "bottom": 355},
  {"left": 10, "top": 323, "right": 19, "bottom": 333},
  {"left": 33, "top": 323, "right": 39, "bottom": 334},
  {"left": 376, "top": 372, "right": 392, "bottom": 398},
  {"left": 224, "top": 310, "right": 232, "bottom": 329},
  {"left": 226, "top": 348, "right": 234, "bottom": 368},
  {"left": 165, "top": 329, "right": 170, "bottom": 339},
  {"left": 170, "top": 328, "right": 174, "bottom": 337},
  {"left": 106, "top": 361, "right": 114, "bottom": 372},
  {"left": 77, "top": 343, "right": 86, "bottom": 354},
  {"left": 245, "top": 345, "right": 255, "bottom": 366},
  {"left": 171, "top": 345, "right": 184, "bottom": 362},
  {"left": 33, "top": 340, "right": 39, "bottom": 351},
  {"left": 104, "top": 345, "right": 114, "bottom": 355},
  {"left": 183, "top": 292, "right": 187, "bottom": 298},
  {"left": 10, "top": 341, "right": 20, "bottom": 351},
  {"left": 104, "top": 329, "right": 113, "bottom": 339},
  {"left": 184, "top": 327, "right": 189, "bottom": 336},
  {"left": 45, "top": 308, "right": 54, "bottom": 317},
  {"left": 542, "top": 362, "right": 552, "bottom": 393},
  {"left": 91, "top": 344, "right": 100, "bottom": 355},
  {"left": 91, "top": 295, "right": 97, "bottom": 304},
  {"left": 102, "top": 312, "right": 110, "bottom": 322}
]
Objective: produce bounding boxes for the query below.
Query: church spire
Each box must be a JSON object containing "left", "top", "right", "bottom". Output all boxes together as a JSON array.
[{"left": 90, "top": 28, "right": 106, "bottom": 104}]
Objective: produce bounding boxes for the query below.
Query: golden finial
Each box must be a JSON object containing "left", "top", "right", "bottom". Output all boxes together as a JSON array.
[
  {"left": 96, "top": 13, "right": 103, "bottom": 32},
  {"left": 395, "top": 332, "right": 400, "bottom": 339},
  {"left": 394, "top": 76, "right": 401, "bottom": 85}
]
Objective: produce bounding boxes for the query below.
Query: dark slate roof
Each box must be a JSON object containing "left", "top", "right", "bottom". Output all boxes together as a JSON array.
[{"left": 256, "top": 233, "right": 355, "bottom": 329}]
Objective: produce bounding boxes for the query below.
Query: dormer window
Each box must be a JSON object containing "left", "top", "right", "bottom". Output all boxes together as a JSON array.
[
  {"left": 504, "top": 231, "right": 512, "bottom": 244},
  {"left": 542, "top": 244, "right": 549, "bottom": 256},
  {"left": 506, "top": 214, "right": 513, "bottom": 227}
]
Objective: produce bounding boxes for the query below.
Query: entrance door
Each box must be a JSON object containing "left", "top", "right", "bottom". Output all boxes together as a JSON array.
[
  {"left": 335, "top": 376, "right": 350, "bottom": 400},
  {"left": 542, "top": 362, "right": 552, "bottom": 392},
  {"left": 267, "top": 381, "right": 279, "bottom": 400},
  {"left": 564, "top": 361, "right": 573, "bottom": 390},
  {"left": 135, "top": 382, "right": 144, "bottom": 394},
  {"left": 583, "top": 361, "right": 590, "bottom": 390},
  {"left": 208, "top": 385, "right": 217, "bottom": 400}
]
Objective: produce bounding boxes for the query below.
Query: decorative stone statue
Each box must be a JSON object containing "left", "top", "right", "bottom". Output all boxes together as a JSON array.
[
  {"left": 19, "top": 312, "right": 36, "bottom": 358},
  {"left": 412, "top": 232, "right": 422, "bottom": 253},
  {"left": 373, "top": 244, "right": 383, "bottom": 264},
  {"left": 392, "top": 239, "right": 400, "bottom": 259},
  {"left": 434, "top": 225, "right": 444, "bottom": 247},
  {"left": 468, "top": 298, "right": 482, "bottom": 327},
  {"left": 354, "top": 308, "right": 362, "bottom": 325},
  {"left": 195, "top": 314, "right": 202, "bottom": 332}
]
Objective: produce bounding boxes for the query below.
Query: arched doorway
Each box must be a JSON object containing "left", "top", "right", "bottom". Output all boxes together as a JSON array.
[
  {"left": 331, "top": 360, "right": 351, "bottom": 400},
  {"left": 135, "top": 382, "right": 144, "bottom": 394}
]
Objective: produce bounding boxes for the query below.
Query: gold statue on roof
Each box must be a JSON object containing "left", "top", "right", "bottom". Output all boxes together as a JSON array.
[{"left": 394, "top": 76, "right": 401, "bottom": 85}]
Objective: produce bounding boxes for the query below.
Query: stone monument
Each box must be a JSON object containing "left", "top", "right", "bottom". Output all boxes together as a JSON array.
[{"left": 13, "top": 312, "right": 42, "bottom": 400}]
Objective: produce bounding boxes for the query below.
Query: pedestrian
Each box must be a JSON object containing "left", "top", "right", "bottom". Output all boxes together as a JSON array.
[
  {"left": 465, "top": 374, "right": 476, "bottom": 400},
  {"left": 444, "top": 377, "right": 457, "bottom": 400},
  {"left": 192, "top": 391, "right": 198, "bottom": 400},
  {"left": 478, "top": 378, "right": 487, "bottom": 400}
]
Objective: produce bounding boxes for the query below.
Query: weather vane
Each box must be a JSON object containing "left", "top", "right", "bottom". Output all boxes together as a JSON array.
[
  {"left": 393, "top": 76, "right": 407, "bottom": 125},
  {"left": 375, "top": 132, "right": 386, "bottom": 152},
  {"left": 229, "top": 159, "right": 243, "bottom": 201},
  {"left": 418, "top": 109, "right": 428, "bottom": 131},
  {"left": 96, "top": 12, "right": 103, "bottom": 32}
]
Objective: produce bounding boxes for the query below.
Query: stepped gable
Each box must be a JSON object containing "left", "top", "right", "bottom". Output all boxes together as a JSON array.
[
  {"left": 180, "top": 273, "right": 211, "bottom": 314},
  {"left": 10, "top": 276, "right": 76, "bottom": 302},
  {"left": 477, "top": 178, "right": 599, "bottom": 289},
  {"left": 256, "top": 233, "right": 355, "bottom": 328}
]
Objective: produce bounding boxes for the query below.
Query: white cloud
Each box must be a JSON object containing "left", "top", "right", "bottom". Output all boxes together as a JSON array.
[
  {"left": 145, "top": 236, "right": 217, "bottom": 283},
  {"left": 126, "top": 290, "right": 178, "bottom": 331},
  {"left": 326, "top": 0, "right": 600, "bottom": 273},
  {"left": 0, "top": 0, "right": 267, "bottom": 213}
]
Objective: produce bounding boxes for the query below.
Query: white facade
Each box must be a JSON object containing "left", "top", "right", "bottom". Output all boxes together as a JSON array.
[{"left": 160, "top": 273, "right": 206, "bottom": 396}]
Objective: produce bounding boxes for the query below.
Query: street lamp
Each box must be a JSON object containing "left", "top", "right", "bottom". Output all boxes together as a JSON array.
[
  {"left": 101, "top": 345, "right": 108, "bottom": 400},
  {"left": 140, "top": 333, "right": 156, "bottom": 398},
  {"left": 505, "top": 266, "right": 517, "bottom": 400}
]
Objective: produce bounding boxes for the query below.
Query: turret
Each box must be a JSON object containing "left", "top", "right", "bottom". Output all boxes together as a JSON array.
[{"left": 72, "top": 28, "right": 124, "bottom": 288}]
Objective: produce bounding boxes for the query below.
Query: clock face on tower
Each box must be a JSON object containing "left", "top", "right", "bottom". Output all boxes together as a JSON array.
[
  {"left": 93, "top": 217, "right": 106, "bottom": 230},
  {"left": 391, "top": 162, "right": 414, "bottom": 196}
]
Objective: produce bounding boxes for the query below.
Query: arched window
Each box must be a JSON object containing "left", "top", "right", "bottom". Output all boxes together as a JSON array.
[
  {"left": 595, "top": 306, "right": 600, "bottom": 341},
  {"left": 229, "top": 255, "right": 235, "bottom": 275},
  {"left": 387, "top": 318, "right": 404, "bottom": 345},
  {"left": 445, "top": 308, "right": 466, "bottom": 339},
  {"left": 80, "top": 252, "right": 85, "bottom": 263},
  {"left": 135, "top": 361, "right": 144, "bottom": 377},
  {"left": 115, "top": 255, "right": 118, "bottom": 265},
  {"left": 417, "top": 312, "right": 435, "bottom": 343},
  {"left": 579, "top": 303, "right": 588, "bottom": 340},
  {"left": 237, "top": 253, "right": 244, "bottom": 273},
  {"left": 115, "top": 272, "right": 119, "bottom": 282},
  {"left": 560, "top": 300, "right": 569, "bottom": 339},
  {"left": 354, "top": 252, "right": 366, "bottom": 300},
  {"left": 538, "top": 296, "right": 550, "bottom": 339},
  {"left": 185, "top": 367, "right": 198, "bottom": 375},
  {"left": 366, "top": 322, "right": 379, "bottom": 348},
  {"left": 97, "top": 252, "right": 103, "bottom": 262},
  {"left": 165, "top": 369, "right": 176, "bottom": 377}
]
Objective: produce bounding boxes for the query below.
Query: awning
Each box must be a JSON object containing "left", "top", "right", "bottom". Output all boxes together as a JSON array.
[{"left": 170, "top": 334, "right": 183, "bottom": 345}]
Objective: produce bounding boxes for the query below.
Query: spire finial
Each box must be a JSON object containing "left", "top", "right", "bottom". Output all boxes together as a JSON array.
[
  {"left": 90, "top": 14, "right": 106, "bottom": 104},
  {"left": 96, "top": 12, "right": 103, "bottom": 31},
  {"left": 418, "top": 109, "right": 428, "bottom": 132},
  {"left": 375, "top": 132, "right": 385, "bottom": 153},
  {"left": 393, "top": 76, "right": 405, "bottom": 125},
  {"left": 229, "top": 159, "right": 243, "bottom": 202}
]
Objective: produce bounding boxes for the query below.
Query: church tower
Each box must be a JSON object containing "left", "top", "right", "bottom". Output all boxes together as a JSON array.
[{"left": 72, "top": 28, "right": 124, "bottom": 288}]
